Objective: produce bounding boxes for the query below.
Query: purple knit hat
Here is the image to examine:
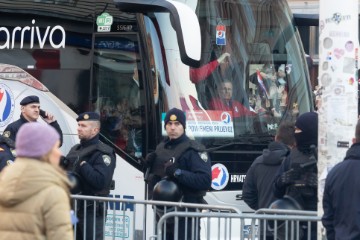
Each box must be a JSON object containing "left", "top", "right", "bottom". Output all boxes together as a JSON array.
[{"left": 16, "top": 122, "right": 60, "bottom": 158}]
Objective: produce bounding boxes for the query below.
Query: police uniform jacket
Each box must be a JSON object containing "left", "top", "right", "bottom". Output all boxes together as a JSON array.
[
  {"left": 150, "top": 134, "right": 212, "bottom": 203},
  {"left": 0, "top": 158, "right": 73, "bottom": 240},
  {"left": 65, "top": 135, "right": 116, "bottom": 196},
  {"left": 273, "top": 147, "right": 317, "bottom": 211},
  {"left": 322, "top": 142, "right": 360, "bottom": 240},
  {"left": 3, "top": 114, "right": 63, "bottom": 146},
  {"left": 243, "top": 141, "right": 289, "bottom": 210},
  {"left": 0, "top": 136, "right": 15, "bottom": 172}
]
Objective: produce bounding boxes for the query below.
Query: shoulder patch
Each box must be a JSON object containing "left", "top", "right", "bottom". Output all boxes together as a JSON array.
[
  {"left": 3, "top": 131, "right": 10, "bottom": 138},
  {"left": 6, "top": 160, "right": 14, "bottom": 166},
  {"left": 11, "top": 149, "right": 16, "bottom": 157},
  {"left": 198, "top": 152, "right": 208, "bottom": 162},
  {"left": 102, "top": 155, "right": 111, "bottom": 166}
]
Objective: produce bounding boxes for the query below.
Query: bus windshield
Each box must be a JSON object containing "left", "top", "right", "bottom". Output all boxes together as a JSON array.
[{"left": 183, "top": 0, "right": 312, "bottom": 142}]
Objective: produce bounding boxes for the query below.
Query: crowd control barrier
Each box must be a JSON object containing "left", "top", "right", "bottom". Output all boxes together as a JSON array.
[{"left": 71, "top": 195, "right": 321, "bottom": 240}]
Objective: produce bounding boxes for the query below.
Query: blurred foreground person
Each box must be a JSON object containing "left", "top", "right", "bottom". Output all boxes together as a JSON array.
[
  {"left": 322, "top": 120, "right": 360, "bottom": 240},
  {"left": 0, "top": 122, "right": 73, "bottom": 240}
]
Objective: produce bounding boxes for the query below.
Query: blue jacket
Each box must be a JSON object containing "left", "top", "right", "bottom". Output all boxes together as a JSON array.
[
  {"left": 322, "top": 142, "right": 360, "bottom": 240},
  {"left": 66, "top": 135, "right": 116, "bottom": 196},
  {"left": 0, "top": 136, "right": 15, "bottom": 172},
  {"left": 150, "top": 134, "right": 212, "bottom": 203}
]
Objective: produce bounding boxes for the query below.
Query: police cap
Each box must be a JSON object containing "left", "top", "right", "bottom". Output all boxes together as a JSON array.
[
  {"left": 76, "top": 112, "right": 100, "bottom": 122},
  {"left": 20, "top": 95, "right": 40, "bottom": 106}
]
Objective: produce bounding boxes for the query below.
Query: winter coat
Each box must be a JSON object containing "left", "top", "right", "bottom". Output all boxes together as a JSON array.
[
  {"left": 243, "top": 141, "right": 289, "bottom": 210},
  {"left": 322, "top": 142, "right": 360, "bottom": 240},
  {"left": 0, "top": 157, "right": 73, "bottom": 240}
]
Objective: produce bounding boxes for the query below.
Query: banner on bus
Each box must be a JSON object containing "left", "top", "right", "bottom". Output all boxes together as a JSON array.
[{"left": 162, "top": 110, "right": 235, "bottom": 138}]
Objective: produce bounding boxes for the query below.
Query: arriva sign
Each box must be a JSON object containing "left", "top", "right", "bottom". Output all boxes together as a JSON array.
[{"left": 0, "top": 19, "right": 66, "bottom": 49}]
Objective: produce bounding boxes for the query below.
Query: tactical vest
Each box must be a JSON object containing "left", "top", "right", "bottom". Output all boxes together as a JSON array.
[
  {"left": 147, "top": 139, "right": 206, "bottom": 200},
  {"left": 286, "top": 148, "right": 317, "bottom": 209},
  {"left": 65, "top": 142, "right": 113, "bottom": 172},
  {"left": 151, "top": 139, "right": 205, "bottom": 177},
  {"left": 65, "top": 142, "right": 114, "bottom": 196}
]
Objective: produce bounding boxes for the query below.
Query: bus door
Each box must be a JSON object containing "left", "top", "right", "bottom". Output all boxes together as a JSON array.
[{"left": 92, "top": 33, "right": 146, "bottom": 165}]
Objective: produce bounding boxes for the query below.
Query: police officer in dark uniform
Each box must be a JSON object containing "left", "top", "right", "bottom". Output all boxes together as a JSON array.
[
  {"left": 273, "top": 112, "right": 318, "bottom": 240},
  {"left": 62, "top": 112, "right": 116, "bottom": 240},
  {"left": 0, "top": 135, "right": 15, "bottom": 172},
  {"left": 144, "top": 108, "right": 212, "bottom": 239},
  {"left": 3, "top": 95, "right": 63, "bottom": 146}
]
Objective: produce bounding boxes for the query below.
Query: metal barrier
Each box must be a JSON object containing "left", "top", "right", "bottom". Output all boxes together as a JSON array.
[
  {"left": 155, "top": 210, "right": 321, "bottom": 240},
  {"left": 71, "top": 195, "right": 239, "bottom": 240},
  {"left": 70, "top": 195, "right": 321, "bottom": 240}
]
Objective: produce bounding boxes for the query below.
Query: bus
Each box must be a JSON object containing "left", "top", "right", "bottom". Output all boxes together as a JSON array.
[{"left": 0, "top": 0, "right": 313, "bottom": 237}]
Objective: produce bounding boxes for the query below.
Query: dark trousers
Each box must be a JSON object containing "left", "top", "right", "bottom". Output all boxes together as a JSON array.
[
  {"left": 160, "top": 212, "right": 201, "bottom": 240},
  {"left": 158, "top": 197, "right": 203, "bottom": 240},
  {"left": 76, "top": 203, "right": 107, "bottom": 240}
]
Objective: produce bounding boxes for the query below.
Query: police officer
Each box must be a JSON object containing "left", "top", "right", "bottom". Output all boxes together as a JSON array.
[
  {"left": 3, "top": 95, "right": 63, "bottom": 146},
  {"left": 273, "top": 112, "right": 318, "bottom": 239},
  {"left": 63, "top": 112, "right": 116, "bottom": 240},
  {"left": 144, "top": 108, "right": 212, "bottom": 239},
  {"left": 0, "top": 135, "right": 15, "bottom": 172}
]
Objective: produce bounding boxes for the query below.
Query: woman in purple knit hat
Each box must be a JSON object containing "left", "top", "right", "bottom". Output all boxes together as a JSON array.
[{"left": 0, "top": 122, "right": 73, "bottom": 240}]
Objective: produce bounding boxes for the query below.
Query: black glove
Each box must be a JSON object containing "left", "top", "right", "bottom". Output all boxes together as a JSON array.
[
  {"left": 304, "top": 172, "right": 317, "bottom": 188},
  {"left": 60, "top": 156, "right": 69, "bottom": 169},
  {"left": 143, "top": 152, "right": 157, "bottom": 168},
  {"left": 164, "top": 158, "right": 179, "bottom": 177},
  {"left": 279, "top": 169, "right": 301, "bottom": 186}
]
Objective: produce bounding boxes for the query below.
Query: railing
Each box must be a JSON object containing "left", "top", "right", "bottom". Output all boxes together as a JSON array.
[{"left": 70, "top": 195, "right": 321, "bottom": 240}]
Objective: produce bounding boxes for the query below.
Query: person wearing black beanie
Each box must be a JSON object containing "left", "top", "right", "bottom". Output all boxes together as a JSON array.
[
  {"left": 294, "top": 112, "right": 318, "bottom": 152},
  {"left": 143, "top": 107, "right": 211, "bottom": 239},
  {"left": 273, "top": 112, "right": 318, "bottom": 240}
]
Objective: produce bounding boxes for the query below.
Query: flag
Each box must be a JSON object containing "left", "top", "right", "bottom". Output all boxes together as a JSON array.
[{"left": 256, "top": 70, "right": 269, "bottom": 98}]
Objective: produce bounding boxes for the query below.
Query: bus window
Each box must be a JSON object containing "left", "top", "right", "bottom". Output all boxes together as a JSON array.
[{"left": 92, "top": 34, "right": 144, "bottom": 159}]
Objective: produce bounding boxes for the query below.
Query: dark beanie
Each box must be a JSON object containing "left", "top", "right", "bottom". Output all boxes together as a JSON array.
[
  {"left": 295, "top": 112, "right": 318, "bottom": 150},
  {"left": 164, "top": 108, "right": 186, "bottom": 129}
]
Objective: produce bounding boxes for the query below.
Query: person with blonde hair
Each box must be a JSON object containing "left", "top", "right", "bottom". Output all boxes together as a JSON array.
[{"left": 0, "top": 122, "right": 73, "bottom": 240}]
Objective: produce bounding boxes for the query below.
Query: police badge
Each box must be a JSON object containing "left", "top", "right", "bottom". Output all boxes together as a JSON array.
[
  {"left": 102, "top": 155, "right": 111, "bottom": 166},
  {"left": 3, "top": 131, "right": 10, "bottom": 138},
  {"left": 199, "top": 152, "right": 208, "bottom": 162}
]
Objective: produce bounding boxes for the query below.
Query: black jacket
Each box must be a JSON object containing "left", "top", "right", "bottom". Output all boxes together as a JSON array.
[
  {"left": 243, "top": 141, "right": 289, "bottom": 210},
  {"left": 322, "top": 142, "right": 360, "bottom": 240},
  {"left": 3, "top": 114, "right": 63, "bottom": 146},
  {"left": 0, "top": 136, "right": 15, "bottom": 172},
  {"left": 273, "top": 147, "right": 317, "bottom": 211},
  {"left": 66, "top": 135, "right": 116, "bottom": 196},
  {"left": 149, "top": 134, "right": 212, "bottom": 203}
]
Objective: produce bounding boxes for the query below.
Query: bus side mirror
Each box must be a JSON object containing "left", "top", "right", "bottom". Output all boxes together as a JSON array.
[{"left": 114, "top": 0, "right": 201, "bottom": 67}]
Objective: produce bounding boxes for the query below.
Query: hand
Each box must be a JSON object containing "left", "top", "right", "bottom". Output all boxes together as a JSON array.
[
  {"left": 143, "top": 152, "right": 156, "bottom": 168},
  {"left": 217, "top": 52, "right": 230, "bottom": 64},
  {"left": 280, "top": 169, "right": 300, "bottom": 186},
  {"left": 164, "top": 158, "right": 179, "bottom": 177},
  {"left": 304, "top": 172, "right": 317, "bottom": 188},
  {"left": 41, "top": 110, "right": 56, "bottom": 123}
]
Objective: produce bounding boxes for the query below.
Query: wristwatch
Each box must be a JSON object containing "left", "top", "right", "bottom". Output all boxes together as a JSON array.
[{"left": 174, "top": 169, "right": 182, "bottom": 178}]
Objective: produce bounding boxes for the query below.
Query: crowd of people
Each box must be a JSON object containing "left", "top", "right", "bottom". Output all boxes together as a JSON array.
[
  {"left": 0, "top": 95, "right": 116, "bottom": 240},
  {"left": 0, "top": 93, "right": 358, "bottom": 240}
]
